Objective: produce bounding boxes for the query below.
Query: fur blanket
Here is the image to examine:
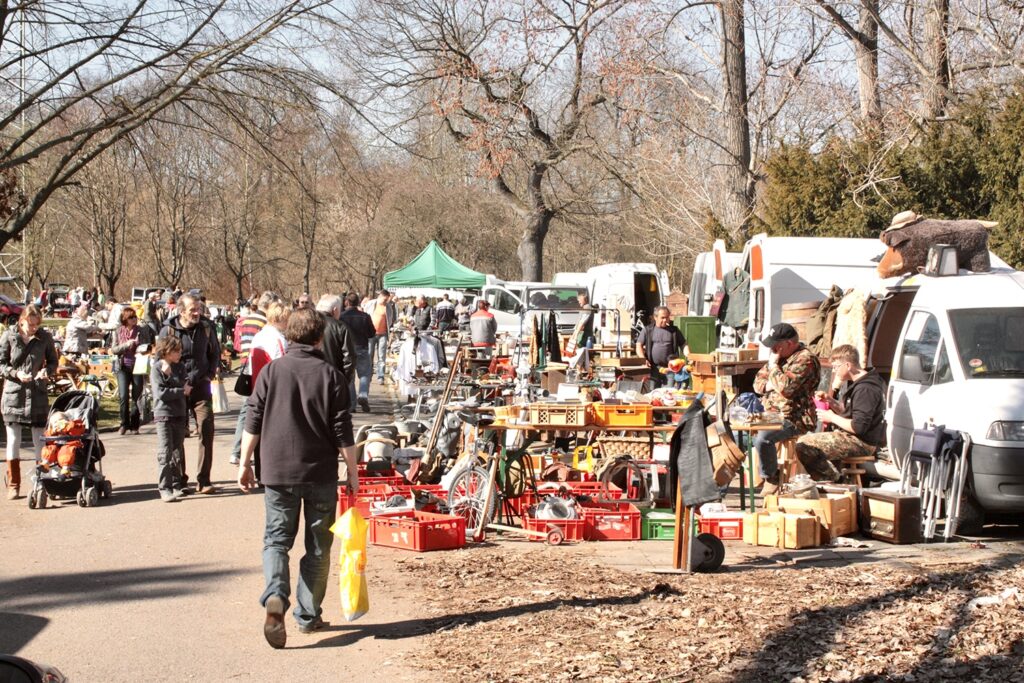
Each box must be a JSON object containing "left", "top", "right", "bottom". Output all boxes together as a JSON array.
[{"left": 877, "top": 218, "right": 994, "bottom": 278}]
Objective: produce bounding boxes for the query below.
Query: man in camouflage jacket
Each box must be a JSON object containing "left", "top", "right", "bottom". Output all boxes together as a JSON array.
[{"left": 752, "top": 323, "right": 821, "bottom": 494}]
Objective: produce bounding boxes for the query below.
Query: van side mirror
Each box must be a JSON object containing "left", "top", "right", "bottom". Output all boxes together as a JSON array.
[
  {"left": 514, "top": 303, "right": 523, "bottom": 314},
  {"left": 899, "top": 354, "right": 929, "bottom": 384}
]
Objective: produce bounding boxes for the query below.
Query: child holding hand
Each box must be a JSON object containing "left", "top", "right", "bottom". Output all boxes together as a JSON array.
[{"left": 151, "top": 336, "right": 192, "bottom": 502}]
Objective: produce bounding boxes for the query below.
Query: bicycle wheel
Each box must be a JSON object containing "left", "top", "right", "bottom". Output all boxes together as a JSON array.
[{"left": 447, "top": 466, "right": 497, "bottom": 534}]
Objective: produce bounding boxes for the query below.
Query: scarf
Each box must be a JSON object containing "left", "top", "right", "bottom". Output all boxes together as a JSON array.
[{"left": 118, "top": 325, "right": 139, "bottom": 368}]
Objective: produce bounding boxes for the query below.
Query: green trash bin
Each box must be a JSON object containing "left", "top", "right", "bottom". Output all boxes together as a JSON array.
[{"left": 674, "top": 316, "right": 717, "bottom": 354}]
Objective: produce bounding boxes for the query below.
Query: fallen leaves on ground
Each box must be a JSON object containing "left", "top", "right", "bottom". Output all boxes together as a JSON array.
[{"left": 392, "top": 546, "right": 1024, "bottom": 682}]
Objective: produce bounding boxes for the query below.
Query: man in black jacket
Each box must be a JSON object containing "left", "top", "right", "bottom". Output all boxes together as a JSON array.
[
  {"left": 339, "top": 293, "right": 376, "bottom": 413},
  {"left": 238, "top": 308, "right": 357, "bottom": 649},
  {"left": 795, "top": 344, "right": 887, "bottom": 481},
  {"left": 315, "top": 294, "right": 356, "bottom": 384},
  {"left": 159, "top": 293, "right": 221, "bottom": 494}
]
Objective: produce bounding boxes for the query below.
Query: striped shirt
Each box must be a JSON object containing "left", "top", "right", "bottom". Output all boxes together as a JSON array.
[{"left": 234, "top": 312, "right": 267, "bottom": 366}]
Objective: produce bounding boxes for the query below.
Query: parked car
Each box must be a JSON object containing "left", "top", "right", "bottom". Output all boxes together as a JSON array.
[{"left": 0, "top": 293, "right": 24, "bottom": 325}]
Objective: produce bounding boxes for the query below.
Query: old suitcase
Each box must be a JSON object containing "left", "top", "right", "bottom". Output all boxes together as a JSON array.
[{"left": 859, "top": 489, "right": 922, "bottom": 544}]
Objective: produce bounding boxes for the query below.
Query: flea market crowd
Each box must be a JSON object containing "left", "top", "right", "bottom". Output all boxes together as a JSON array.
[{"left": 5, "top": 214, "right": 1023, "bottom": 655}]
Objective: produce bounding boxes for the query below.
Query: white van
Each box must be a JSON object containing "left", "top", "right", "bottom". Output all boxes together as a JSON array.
[
  {"left": 552, "top": 263, "right": 670, "bottom": 341},
  {"left": 479, "top": 282, "right": 588, "bottom": 339},
  {"left": 864, "top": 266, "right": 1024, "bottom": 523},
  {"left": 730, "top": 234, "right": 886, "bottom": 357}
]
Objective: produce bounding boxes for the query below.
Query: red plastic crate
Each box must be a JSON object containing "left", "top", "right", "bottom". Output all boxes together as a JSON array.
[
  {"left": 338, "top": 485, "right": 393, "bottom": 517},
  {"left": 369, "top": 510, "right": 466, "bottom": 552},
  {"left": 698, "top": 513, "right": 744, "bottom": 540},
  {"left": 388, "top": 484, "right": 446, "bottom": 497},
  {"left": 581, "top": 502, "right": 642, "bottom": 541},
  {"left": 522, "top": 514, "right": 585, "bottom": 542},
  {"left": 360, "top": 474, "right": 405, "bottom": 487}
]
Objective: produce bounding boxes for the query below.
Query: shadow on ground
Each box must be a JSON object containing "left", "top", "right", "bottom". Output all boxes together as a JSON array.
[
  {"left": 296, "top": 584, "right": 680, "bottom": 650},
  {"left": 0, "top": 564, "right": 247, "bottom": 618}
]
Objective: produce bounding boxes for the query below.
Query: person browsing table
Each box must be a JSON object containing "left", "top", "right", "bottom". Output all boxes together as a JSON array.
[{"left": 636, "top": 306, "right": 688, "bottom": 389}]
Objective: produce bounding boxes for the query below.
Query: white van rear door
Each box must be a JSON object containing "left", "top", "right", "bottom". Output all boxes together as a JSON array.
[{"left": 482, "top": 285, "right": 525, "bottom": 337}]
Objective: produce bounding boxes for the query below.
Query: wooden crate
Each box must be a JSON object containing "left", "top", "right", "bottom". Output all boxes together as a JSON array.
[
  {"left": 529, "top": 403, "right": 591, "bottom": 427},
  {"left": 742, "top": 511, "right": 818, "bottom": 549},
  {"left": 763, "top": 491, "right": 857, "bottom": 542}
]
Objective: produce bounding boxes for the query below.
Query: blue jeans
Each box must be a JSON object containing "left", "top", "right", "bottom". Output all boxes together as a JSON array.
[
  {"left": 117, "top": 368, "right": 145, "bottom": 431},
  {"left": 367, "top": 335, "right": 387, "bottom": 380},
  {"left": 350, "top": 347, "right": 372, "bottom": 405},
  {"left": 260, "top": 483, "right": 337, "bottom": 628},
  {"left": 230, "top": 401, "right": 248, "bottom": 462},
  {"left": 754, "top": 420, "right": 800, "bottom": 480}
]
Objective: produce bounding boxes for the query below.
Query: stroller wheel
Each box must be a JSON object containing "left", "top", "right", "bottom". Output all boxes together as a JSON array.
[
  {"left": 77, "top": 490, "right": 87, "bottom": 507},
  {"left": 37, "top": 489, "right": 47, "bottom": 509},
  {"left": 28, "top": 490, "right": 37, "bottom": 509},
  {"left": 86, "top": 487, "right": 99, "bottom": 507},
  {"left": 101, "top": 480, "right": 113, "bottom": 498}
]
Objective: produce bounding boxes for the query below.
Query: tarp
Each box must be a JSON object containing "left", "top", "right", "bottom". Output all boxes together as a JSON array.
[{"left": 383, "top": 241, "right": 486, "bottom": 289}]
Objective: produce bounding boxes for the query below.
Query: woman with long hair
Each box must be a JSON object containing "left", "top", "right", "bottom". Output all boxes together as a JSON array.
[
  {"left": 111, "top": 306, "right": 154, "bottom": 435},
  {"left": 0, "top": 305, "right": 58, "bottom": 499}
]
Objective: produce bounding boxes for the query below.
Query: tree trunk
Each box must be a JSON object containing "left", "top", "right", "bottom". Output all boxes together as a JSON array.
[
  {"left": 855, "top": 0, "right": 881, "bottom": 131},
  {"left": 922, "top": 0, "right": 950, "bottom": 120},
  {"left": 517, "top": 208, "right": 554, "bottom": 281},
  {"left": 720, "top": 0, "right": 753, "bottom": 242}
]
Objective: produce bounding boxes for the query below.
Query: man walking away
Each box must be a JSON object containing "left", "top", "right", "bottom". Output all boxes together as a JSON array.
[
  {"left": 636, "top": 306, "right": 688, "bottom": 389},
  {"left": 339, "top": 293, "right": 376, "bottom": 413},
  {"left": 470, "top": 300, "right": 497, "bottom": 348},
  {"left": 366, "top": 289, "right": 394, "bottom": 385},
  {"left": 238, "top": 308, "right": 358, "bottom": 649},
  {"left": 432, "top": 294, "right": 456, "bottom": 332},
  {"left": 315, "top": 294, "right": 356, "bottom": 387},
  {"left": 229, "top": 291, "right": 277, "bottom": 466},
  {"left": 159, "top": 293, "right": 221, "bottom": 494}
]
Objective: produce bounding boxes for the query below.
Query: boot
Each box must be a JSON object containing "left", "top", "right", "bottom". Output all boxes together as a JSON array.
[{"left": 6, "top": 460, "right": 21, "bottom": 500}]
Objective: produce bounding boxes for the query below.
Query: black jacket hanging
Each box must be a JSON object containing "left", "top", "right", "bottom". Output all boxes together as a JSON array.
[{"left": 667, "top": 401, "right": 721, "bottom": 508}]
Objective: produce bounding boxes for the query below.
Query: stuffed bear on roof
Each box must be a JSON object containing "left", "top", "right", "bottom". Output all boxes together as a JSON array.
[{"left": 877, "top": 211, "right": 997, "bottom": 278}]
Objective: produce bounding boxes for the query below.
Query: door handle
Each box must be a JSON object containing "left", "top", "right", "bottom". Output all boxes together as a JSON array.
[{"left": 886, "top": 384, "right": 893, "bottom": 409}]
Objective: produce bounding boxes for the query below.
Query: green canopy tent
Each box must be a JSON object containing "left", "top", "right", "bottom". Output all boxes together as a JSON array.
[{"left": 382, "top": 241, "right": 487, "bottom": 290}]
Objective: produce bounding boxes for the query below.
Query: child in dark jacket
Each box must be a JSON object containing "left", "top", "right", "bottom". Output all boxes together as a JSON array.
[{"left": 151, "top": 336, "right": 191, "bottom": 501}]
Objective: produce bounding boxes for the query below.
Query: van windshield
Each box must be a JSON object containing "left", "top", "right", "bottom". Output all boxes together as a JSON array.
[
  {"left": 524, "top": 287, "right": 586, "bottom": 310},
  {"left": 948, "top": 308, "right": 1024, "bottom": 378}
]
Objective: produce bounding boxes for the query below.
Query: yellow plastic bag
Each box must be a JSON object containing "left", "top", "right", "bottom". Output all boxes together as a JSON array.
[{"left": 329, "top": 508, "right": 369, "bottom": 622}]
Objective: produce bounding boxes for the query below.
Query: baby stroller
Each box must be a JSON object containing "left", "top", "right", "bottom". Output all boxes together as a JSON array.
[{"left": 27, "top": 391, "right": 111, "bottom": 509}]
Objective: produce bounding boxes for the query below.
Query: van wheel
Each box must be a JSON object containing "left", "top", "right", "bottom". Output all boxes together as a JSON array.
[{"left": 955, "top": 494, "right": 985, "bottom": 536}]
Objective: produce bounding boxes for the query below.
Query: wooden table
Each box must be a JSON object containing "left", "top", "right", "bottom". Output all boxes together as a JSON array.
[{"left": 728, "top": 422, "right": 784, "bottom": 511}]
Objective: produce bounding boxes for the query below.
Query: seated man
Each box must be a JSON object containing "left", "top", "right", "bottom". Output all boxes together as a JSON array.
[
  {"left": 753, "top": 323, "right": 820, "bottom": 495},
  {"left": 796, "top": 344, "right": 886, "bottom": 481}
]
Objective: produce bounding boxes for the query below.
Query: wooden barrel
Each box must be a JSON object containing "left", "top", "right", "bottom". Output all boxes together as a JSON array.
[{"left": 780, "top": 300, "right": 822, "bottom": 343}]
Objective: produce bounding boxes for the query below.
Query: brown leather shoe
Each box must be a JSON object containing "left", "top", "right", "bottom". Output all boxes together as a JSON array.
[
  {"left": 197, "top": 484, "right": 219, "bottom": 495},
  {"left": 760, "top": 478, "right": 780, "bottom": 497},
  {"left": 264, "top": 595, "right": 287, "bottom": 649}
]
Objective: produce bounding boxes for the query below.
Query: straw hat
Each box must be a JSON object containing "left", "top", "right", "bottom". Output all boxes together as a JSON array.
[{"left": 887, "top": 210, "right": 923, "bottom": 231}]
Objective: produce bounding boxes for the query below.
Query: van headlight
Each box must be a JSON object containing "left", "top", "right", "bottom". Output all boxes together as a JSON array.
[{"left": 986, "top": 422, "right": 1024, "bottom": 441}]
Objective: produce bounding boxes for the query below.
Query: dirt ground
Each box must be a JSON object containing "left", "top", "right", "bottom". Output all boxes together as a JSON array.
[{"left": 2, "top": 384, "right": 1023, "bottom": 682}]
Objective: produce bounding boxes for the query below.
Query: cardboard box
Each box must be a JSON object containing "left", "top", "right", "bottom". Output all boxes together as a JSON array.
[
  {"left": 716, "top": 348, "right": 759, "bottom": 362},
  {"left": 763, "top": 491, "right": 858, "bottom": 542},
  {"left": 742, "top": 511, "right": 819, "bottom": 549}
]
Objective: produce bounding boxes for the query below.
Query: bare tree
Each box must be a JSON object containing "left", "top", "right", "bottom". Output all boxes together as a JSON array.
[
  {"left": 811, "top": 0, "right": 881, "bottom": 130},
  {"left": 338, "top": 0, "right": 647, "bottom": 280},
  {"left": 66, "top": 142, "right": 143, "bottom": 296},
  {"left": 0, "top": 0, "right": 341, "bottom": 249}
]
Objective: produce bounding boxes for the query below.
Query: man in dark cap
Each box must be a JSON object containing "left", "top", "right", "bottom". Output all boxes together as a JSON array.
[{"left": 752, "top": 322, "right": 821, "bottom": 495}]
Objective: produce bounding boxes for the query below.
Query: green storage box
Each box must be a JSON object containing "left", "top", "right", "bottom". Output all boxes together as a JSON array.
[
  {"left": 673, "top": 316, "right": 717, "bottom": 354},
  {"left": 641, "top": 508, "right": 676, "bottom": 541}
]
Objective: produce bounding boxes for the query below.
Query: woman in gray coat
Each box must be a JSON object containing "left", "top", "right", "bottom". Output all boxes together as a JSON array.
[{"left": 1, "top": 305, "right": 58, "bottom": 499}]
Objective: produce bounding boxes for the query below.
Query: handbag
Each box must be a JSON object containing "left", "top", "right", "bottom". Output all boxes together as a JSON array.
[
  {"left": 234, "top": 372, "right": 252, "bottom": 397},
  {"left": 234, "top": 360, "right": 253, "bottom": 397},
  {"left": 211, "top": 378, "right": 230, "bottom": 414},
  {"left": 132, "top": 354, "right": 151, "bottom": 376}
]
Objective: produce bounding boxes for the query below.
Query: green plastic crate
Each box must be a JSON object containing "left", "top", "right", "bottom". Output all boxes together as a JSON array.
[
  {"left": 673, "top": 316, "right": 717, "bottom": 354},
  {"left": 641, "top": 508, "right": 676, "bottom": 541}
]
